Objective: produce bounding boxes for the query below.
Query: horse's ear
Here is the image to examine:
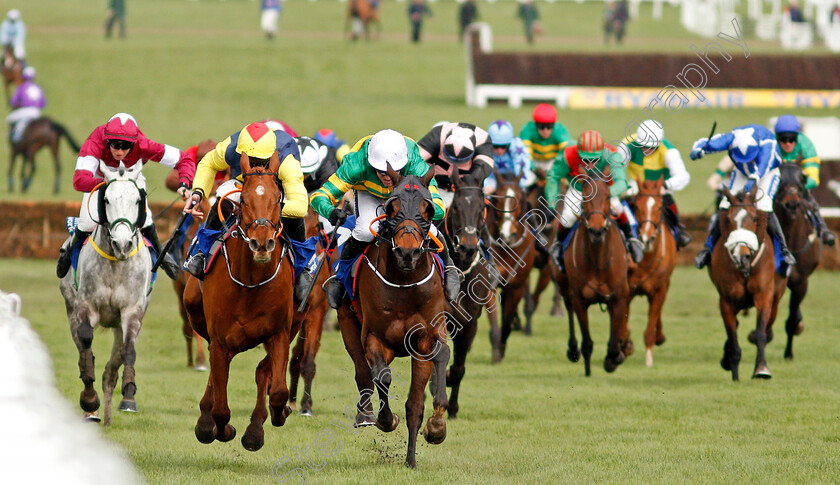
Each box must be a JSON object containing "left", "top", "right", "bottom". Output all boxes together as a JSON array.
[
  {"left": 602, "top": 164, "right": 613, "bottom": 180},
  {"left": 125, "top": 162, "right": 142, "bottom": 179},
  {"left": 268, "top": 150, "right": 280, "bottom": 173},
  {"left": 658, "top": 174, "right": 665, "bottom": 185},
  {"left": 421, "top": 199, "right": 435, "bottom": 223},
  {"left": 492, "top": 166, "right": 502, "bottom": 183},
  {"left": 240, "top": 152, "right": 252, "bottom": 173},
  {"left": 386, "top": 163, "right": 402, "bottom": 185},
  {"left": 748, "top": 182, "right": 758, "bottom": 200},
  {"left": 385, "top": 197, "right": 400, "bottom": 219},
  {"left": 448, "top": 166, "right": 459, "bottom": 189},
  {"left": 99, "top": 161, "right": 115, "bottom": 181},
  {"left": 721, "top": 185, "right": 734, "bottom": 203}
]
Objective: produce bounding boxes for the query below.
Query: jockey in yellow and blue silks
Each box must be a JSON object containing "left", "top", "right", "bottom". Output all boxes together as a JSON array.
[
  {"left": 774, "top": 114, "right": 835, "bottom": 246},
  {"left": 690, "top": 124, "right": 796, "bottom": 269},
  {"left": 182, "top": 122, "right": 316, "bottom": 299},
  {"left": 310, "top": 129, "right": 460, "bottom": 309}
]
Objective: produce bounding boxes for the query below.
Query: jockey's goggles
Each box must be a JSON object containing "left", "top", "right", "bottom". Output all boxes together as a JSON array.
[
  {"left": 536, "top": 123, "right": 553, "bottom": 131},
  {"left": 108, "top": 140, "right": 134, "bottom": 151},
  {"left": 580, "top": 155, "right": 601, "bottom": 165},
  {"left": 777, "top": 133, "right": 797, "bottom": 144},
  {"left": 492, "top": 144, "right": 510, "bottom": 150}
]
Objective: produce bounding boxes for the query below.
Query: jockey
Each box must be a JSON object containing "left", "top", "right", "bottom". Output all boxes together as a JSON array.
[
  {"left": 297, "top": 136, "right": 338, "bottom": 194},
  {"left": 774, "top": 114, "right": 835, "bottom": 246},
  {"left": 6, "top": 66, "right": 44, "bottom": 145},
  {"left": 0, "top": 9, "right": 25, "bottom": 62},
  {"left": 314, "top": 128, "right": 351, "bottom": 164},
  {"left": 311, "top": 129, "right": 459, "bottom": 309},
  {"left": 56, "top": 113, "right": 195, "bottom": 280},
  {"left": 618, "top": 119, "right": 693, "bottom": 248},
  {"left": 518, "top": 103, "right": 573, "bottom": 174},
  {"left": 261, "top": 118, "right": 298, "bottom": 137},
  {"left": 182, "top": 122, "right": 313, "bottom": 296},
  {"left": 690, "top": 124, "right": 796, "bottom": 268},
  {"left": 483, "top": 119, "right": 536, "bottom": 195},
  {"left": 417, "top": 121, "right": 494, "bottom": 204},
  {"left": 547, "top": 129, "right": 645, "bottom": 267}
]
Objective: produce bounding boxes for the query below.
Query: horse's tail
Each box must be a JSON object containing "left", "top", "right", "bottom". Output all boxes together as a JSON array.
[{"left": 50, "top": 120, "right": 82, "bottom": 154}]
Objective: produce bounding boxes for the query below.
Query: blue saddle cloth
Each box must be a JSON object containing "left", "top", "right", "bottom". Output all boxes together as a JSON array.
[
  {"left": 771, "top": 233, "right": 789, "bottom": 276},
  {"left": 333, "top": 245, "right": 444, "bottom": 301}
]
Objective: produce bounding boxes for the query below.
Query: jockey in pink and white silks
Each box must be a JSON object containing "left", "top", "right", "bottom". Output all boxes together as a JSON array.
[
  {"left": 690, "top": 124, "right": 795, "bottom": 269},
  {"left": 56, "top": 113, "right": 195, "bottom": 280},
  {"left": 6, "top": 66, "right": 43, "bottom": 144}
]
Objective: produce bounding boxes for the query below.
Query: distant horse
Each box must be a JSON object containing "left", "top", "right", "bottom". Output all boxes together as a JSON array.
[
  {"left": 336, "top": 166, "right": 449, "bottom": 468},
  {"left": 709, "top": 185, "right": 787, "bottom": 381},
  {"left": 441, "top": 170, "right": 500, "bottom": 418},
  {"left": 485, "top": 168, "right": 535, "bottom": 363},
  {"left": 183, "top": 151, "right": 297, "bottom": 451},
  {"left": 1, "top": 44, "right": 22, "bottom": 104},
  {"left": 346, "top": 0, "right": 380, "bottom": 41},
  {"left": 629, "top": 177, "right": 676, "bottom": 367},
  {"left": 523, "top": 181, "right": 564, "bottom": 323},
  {"left": 59, "top": 162, "right": 152, "bottom": 425},
  {"left": 774, "top": 163, "right": 820, "bottom": 361},
  {"left": 288, "top": 207, "right": 330, "bottom": 417},
  {"left": 8, "top": 117, "right": 81, "bottom": 193},
  {"left": 558, "top": 171, "right": 630, "bottom": 376}
]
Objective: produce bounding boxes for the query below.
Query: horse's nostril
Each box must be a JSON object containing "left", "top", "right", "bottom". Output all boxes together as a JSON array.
[
  {"left": 266, "top": 239, "right": 276, "bottom": 252},
  {"left": 249, "top": 239, "right": 260, "bottom": 252}
]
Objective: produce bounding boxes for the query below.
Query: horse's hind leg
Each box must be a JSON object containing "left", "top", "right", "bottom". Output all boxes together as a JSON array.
[
  {"left": 288, "top": 330, "right": 304, "bottom": 410},
  {"left": 266, "top": 331, "right": 292, "bottom": 428},
  {"left": 447, "top": 316, "right": 477, "bottom": 419},
  {"left": 784, "top": 278, "right": 807, "bottom": 360},
  {"left": 7, "top": 148, "right": 16, "bottom": 191},
  {"left": 71, "top": 306, "right": 100, "bottom": 418},
  {"left": 405, "top": 357, "right": 434, "bottom": 468},
  {"left": 208, "top": 340, "right": 236, "bottom": 442},
  {"left": 644, "top": 288, "right": 667, "bottom": 367},
  {"left": 299, "top": 307, "right": 325, "bottom": 416},
  {"left": 337, "top": 304, "right": 376, "bottom": 426},
  {"left": 50, "top": 141, "right": 61, "bottom": 193},
  {"left": 487, "top": 292, "right": 503, "bottom": 364},
  {"left": 102, "top": 327, "right": 125, "bottom": 426},
  {"left": 118, "top": 312, "right": 143, "bottom": 413},
  {"left": 242, "top": 356, "right": 270, "bottom": 452},
  {"left": 572, "top": 298, "right": 594, "bottom": 376},
  {"left": 423, "top": 336, "right": 450, "bottom": 445},
  {"left": 21, "top": 155, "right": 35, "bottom": 192}
]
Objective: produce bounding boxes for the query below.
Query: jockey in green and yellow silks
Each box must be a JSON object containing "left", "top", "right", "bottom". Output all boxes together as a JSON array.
[{"left": 519, "top": 103, "right": 573, "bottom": 174}]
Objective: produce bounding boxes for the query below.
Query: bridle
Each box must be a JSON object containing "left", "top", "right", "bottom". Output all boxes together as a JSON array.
[
  {"left": 235, "top": 170, "right": 284, "bottom": 243},
  {"left": 445, "top": 185, "right": 484, "bottom": 252}
]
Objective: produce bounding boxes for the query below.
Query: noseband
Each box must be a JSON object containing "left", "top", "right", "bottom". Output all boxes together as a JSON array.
[{"left": 236, "top": 171, "right": 283, "bottom": 242}]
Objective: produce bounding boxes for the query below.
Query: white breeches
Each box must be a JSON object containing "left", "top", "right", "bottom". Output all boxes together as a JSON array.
[
  {"left": 558, "top": 185, "right": 631, "bottom": 229},
  {"left": 352, "top": 190, "right": 438, "bottom": 242},
  {"left": 719, "top": 167, "right": 779, "bottom": 213}
]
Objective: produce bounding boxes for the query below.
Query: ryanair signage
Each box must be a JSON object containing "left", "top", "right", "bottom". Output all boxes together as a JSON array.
[{"left": 566, "top": 88, "right": 840, "bottom": 109}]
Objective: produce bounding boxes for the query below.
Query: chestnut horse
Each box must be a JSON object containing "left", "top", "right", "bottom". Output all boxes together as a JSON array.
[
  {"left": 441, "top": 170, "right": 500, "bottom": 418},
  {"left": 484, "top": 169, "right": 535, "bottom": 363},
  {"left": 336, "top": 167, "right": 449, "bottom": 468},
  {"left": 183, "top": 151, "right": 297, "bottom": 451},
  {"left": 1, "top": 44, "right": 22, "bottom": 104},
  {"left": 346, "top": 0, "right": 380, "bottom": 41},
  {"left": 629, "top": 177, "right": 676, "bottom": 367},
  {"left": 8, "top": 117, "right": 81, "bottom": 193},
  {"left": 773, "top": 163, "right": 820, "bottom": 361},
  {"left": 709, "top": 186, "right": 787, "bottom": 381},
  {"left": 557, "top": 171, "right": 630, "bottom": 376}
]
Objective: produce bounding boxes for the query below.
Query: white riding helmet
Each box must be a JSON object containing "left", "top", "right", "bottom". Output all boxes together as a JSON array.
[
  {"left": 7, "top": 9, "right": 20, "bottom": 21},
  {"left": 368, "top": 129, "right": 408, "bottom": 172},
  {"left": 635, "top": 120, "right": 664, "bottom": 149},
  {"left": 22, "top": 66, "right": 35, "bottom": 81},
  {"left": 295, "top": 136, "right": 328, "bottom": 175}
]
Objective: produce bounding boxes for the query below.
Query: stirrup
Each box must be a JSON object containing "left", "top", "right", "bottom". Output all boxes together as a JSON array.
[
  {"left": 324, "top": 276, "right": 345, "bottom": 309},
  {"left": 184, "top": 253, "right": 205, "bottom": 280},
  {"left": 443, "top": 266, "right": 462, "bottom": 301},
  {"left": 159, "top": 253, "right": 181, "bottom": 280},
  {"left": 694, "top": 248, "right": 711, "bottom": 269},
  {"left": 821, "top": 230, "right": 836, "bottom": 247}
]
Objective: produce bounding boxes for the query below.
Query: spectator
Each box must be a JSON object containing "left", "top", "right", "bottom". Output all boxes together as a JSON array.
[
  {"left": 261, "top": 0, "right": 282, "bottom": 40},
  {"left": 1, "top": 9, "right": 26, "bottom": 61},
  {"left": 105, "top": 0, "right": 126, "bottom": 39},
  {"left": 408, "top": 0, "right": 432, "bottom": 43},
  {"left": 788, "top": 1, "right": 805, "bottom": 22},
  {"left": 608, "top": 0, "right": 629, "bottom": 44},
  {"left": 458, "top": 0, "right": 478, "bottom": 42},
  {"left": 831, "top": 4, "right": 840, "bottom": 24},
  {"left": 518, "top": 0, "right": 541, "bottom": 44}
]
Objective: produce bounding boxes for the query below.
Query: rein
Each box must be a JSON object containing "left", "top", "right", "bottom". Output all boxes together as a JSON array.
[
  {"left": 221, "top": 242, "right": 288, "bottom": 288},
  {"left": 88, "top": 232, "right": 142, "bottom": 261}
]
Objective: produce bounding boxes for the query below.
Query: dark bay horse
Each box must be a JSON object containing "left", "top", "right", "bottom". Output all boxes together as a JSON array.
[
  {"left": 485, "top": 168, "right": 535, "bottom": 363},
  {"left": 441, "top": 170, "right": 500, "bottom": 418},
  {"left": 709, "top": 185, "right": 787, "bottom": 381},
  {"left": 183, "top": 151, "right": 297, "bottom": 451},
  {"left": 8, "top": 117, "right": 81, "bottom": 193},
  {"left": 346, "top": 0, "right": 380, "bottom": 41},
  {"left": 629, "top": 177, "right": 676, "bottom": 367},
  {"left": 1, "top": 44, "right": 22, "bottom": 104},
  {"left": 774, "top": 163, "right": 820, "bottom": 360},
  {"left": 559, "top": 171, "right": 630, "bottom": 376},
  {"left": 336, "top": 167, "right": 449, "bottom": 468}
]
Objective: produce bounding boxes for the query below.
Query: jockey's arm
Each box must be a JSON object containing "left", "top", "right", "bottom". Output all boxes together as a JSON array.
[
  {"left": 663, "top": 145, "right": 690, "bottom": 192},
  {"left": 607, "top": 159, "right": 630, "bottom": 198},
  {"left": 277, "top": 155, "right": 308, "bottom": 218},
  {"left": 72, "top": 131, "right": 109, "bottom": 192},
  {"left": 798, "top": 135, "right": 821, "bottom": 189},
  {"left": 141, "top": 137, "right": 195, "bottom": 198},
  {"left": 405, "top": 149, "right": 445, "bottom": 220},
  {"left": 191, "top": 139, "right": 229, "bottom": 200},
  {"left": 310, "top": 172, "right": 354, "bottom": 220},
  {"left": 545, "top": 155, "right": 570, "bottom": 209},
  {"left": 692, "top": 132, "right": 733, "bottom": 157}
]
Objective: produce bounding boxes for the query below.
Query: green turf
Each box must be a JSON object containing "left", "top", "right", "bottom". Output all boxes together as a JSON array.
[
  {"left": 2, "top": 259, "right": 840, "bottom": 484},
  {"left": 4, "top": 0, "right": 838, "bottom": 214}
]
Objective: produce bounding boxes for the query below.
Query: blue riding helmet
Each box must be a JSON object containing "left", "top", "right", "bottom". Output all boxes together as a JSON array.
[
  {"left": 774, "top": 114, "right": 801, "bottom": 135},
  {"left": 488, "top": 120, "right": 514, "bottom": 146}
]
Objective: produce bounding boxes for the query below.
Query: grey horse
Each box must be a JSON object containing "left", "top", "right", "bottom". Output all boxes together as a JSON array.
[{"left": 59, "top": 161, "right": 152, "bottom": 425}]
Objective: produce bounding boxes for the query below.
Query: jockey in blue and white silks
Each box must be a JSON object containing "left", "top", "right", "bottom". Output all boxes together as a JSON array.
[
  {"left": 483, "top": 119, "right": 536, "bottom": 194},
  {"left": 690, "top": 124, "right": 795, "bottom": 269}
]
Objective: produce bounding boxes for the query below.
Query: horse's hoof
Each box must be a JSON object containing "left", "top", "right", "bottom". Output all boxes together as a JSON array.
[
  {"left": 422, "top": 417, "right": 446, "bottom": 445},
  {"left": 523, "top": 325, "right": 532, "bottom": 336},
  {"left": 118, "top": 399, "right": 137, "bottom": 413},
  {"left": 655, "top": 334, "right": 667, "bottom": 346},
  {"left": 567, "top": 347, "right": 580, "bottom": 363},
  {"left": 720, "top": 357, "right": 731, "bottom": 371},
  {"left": 218, "top": 424, "right": 236, "bottom": 442},
  {"left": 747, "top": 330, "right": 756, "bottom": 344},
  {"left": 795, "top": 321, "right": 804, "bottom": 336},
  {"left": 195, "top": 423, "right": 216, "bottom": 444},
  {"left": 299, "top": 409, "right": 314, "bottom": 417},
  {"left": 752, "top": 365, "right": 772, "bottom": 379},
  {"left": 80, "top": 393, "right": 100, "bottom": 413},
  {"left": 270, "top": 405, "right": 292, "bottom": 427},
  {"left": 194, "top": 363, "right": 209, "bottom": 372},
  {"left": 241, "top": 429, "right": 265, "bottom": 452},
  {"left": 622, "top": 340, "right": 635, "bottom": 357},
  {"left": 551, "top": 305, "right": 564, "bottom": 318},
  {"left": 491, "top": 348, "right": 503, "bottom": 365},
  {"left": 83, "top": 411, "right": 101, "bottom": 423},
  {"left": 603, "top": 359, "right": 618, "bottom": 373},
  {"left": 376, "top": 413, "right": 400, "bottom": 433},
  {"left": 645, "top": 349, "right": 654, "bottom": 367}
]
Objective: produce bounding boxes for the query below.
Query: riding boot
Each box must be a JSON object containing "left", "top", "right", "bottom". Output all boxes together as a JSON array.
[
  {"left": 325, "top": 237, "right": 367, "bottom": 309},
  {"left": 805, "top": 192, "right": 836, "bottom": 246},
  {"left": 550, "top": 225, "right": 572, "bottom": 271},
  {"left": 57, "top": 229, "right": 91, "bottom": 278},
  {"left": 695, "top": 211, "right": 720, "bottom": 269},
  {"left": 767, "top": 212, "right": 797, "bottom": 266},
  {"left": 618, "top": 220, "right": 644, "bottom": 264},
  {"left": 478, "top": 223, "right": 501, "bottom": 289},
  {"left": 283, "top": 217, "right": 316, "bottom": 302},
  {"left": 141, "top": 225, "right": 180, "bottom": 280},
  {"left": 437, "top": 235, "right": 464, "bottom": 302},
  {"left": 663, "top": 194, "right": 692, "bottom": 249}
]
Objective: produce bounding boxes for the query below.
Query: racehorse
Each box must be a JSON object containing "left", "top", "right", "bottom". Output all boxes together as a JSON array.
[
  {"left": 441, "top": 170, "right": 500, "bottom": 418},
  {"left": 288, "top": 207, "right": 330, "bottom": 417},
  {"left": 628, "top": 177, "right": 676, "bottom": 367},
  {"left": 8, "top": 117, "right": 81, "bottom": 193},
  {"left": 1, "top": 44, "right": 22, "bottom": 104},
  {"left": 346, "top": 0, "right": 380, "bottom": 41},
  {"left": 484, "top": 168, "right": 536, "bottom": 363},
  {"left": 709, "top": 185, "right": 787, "bottom": 381},
  {"left": 336, "top": 166, "right": 449, "bottom": 468},
  {"left": 58, "top": 162, "right": 152, "bottom": 425},
  {"left": 557, "top": 170, "right": 630, "bottom": 376},
  {"left": 183, "top": 151, "right": 297, "bottom": 451},
  {"left": 773, "top": 163, "right": 820, "bottom": 361}
]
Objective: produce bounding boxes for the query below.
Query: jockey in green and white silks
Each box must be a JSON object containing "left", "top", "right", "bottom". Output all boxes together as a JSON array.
[{"left": 310, "top": 129, "right": 461, "bottom": 309}]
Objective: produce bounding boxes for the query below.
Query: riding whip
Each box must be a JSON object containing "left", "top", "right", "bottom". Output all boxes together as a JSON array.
[
  {"left": 297, "top": 200, "right": 347, "bottom": 312},
  {"left": 152, "top": 199, "right": 196, "bottom": 273}
]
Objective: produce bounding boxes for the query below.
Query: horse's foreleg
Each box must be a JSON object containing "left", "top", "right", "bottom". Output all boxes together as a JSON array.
[
  {"left": 118, "top": 313, "right": 142, "bottom": 413},
  {"left": 572, "top": 297, "right": 593, "bottom": 376},
  {"left": 604, "top": 297, "right": 628, "bottom": 373},
  {"left": 7, "top": 148, "right": 15, "bottom": 191},
  {"left": 300, "top": 307, "right": 325, "bottom": 416},
  {"left": 644, "top": 287, "right": 668, "bottom": 367},
  {"left": 423, "top": 335, "right": 449, "bottom": 445},
  {"left": 405, "top": 357, "right": 433, "bottom": 468},
  {"left": 209, "top": 340, "right": 236, "bottom": 442},
  {"left": 337, "top": 304, "right": 375, "bottom": 426},
  {"left": 242, "top": 356, "right": 271, "bottom": 452},
  {"left": 102, "top": 327, "right": 125, "bottom": 426},
  {"left": 368, "top": 336, "right": 399, "bottom": 433},
  {"left": 719, "top": 299, "right": 741, "bottom": 381},
  {"left": 565, "top": 290, "right": 579, "bottom": 362},
  {"left": 527, "top": 266, "right": 552, "bottom": 326},
  {"left": 71, "top": 305, "right": 100, "bottom": 415},
  {"left": 752, "top": 292, "right": 774, "bottom": 379},
  {"left": 51, "top": 141, "right": 61, "bottom": 194},
  {"left": 447, "top": 316, "right": 477, "bottom": 419},
  {"left": 195, "top": 369, "right": 216, "bottom": 443},
  {"left": 21, "top": 156, "right": 34, "bottom": 192},
  {"left": 266, "top": 330, "right": 292, "bottom": 428},
  {"left": 487, "top": 290, "right": 503, "bottom": 364},
  {"left": 784, "top": 277, "right": 807, "bottom": 361}
]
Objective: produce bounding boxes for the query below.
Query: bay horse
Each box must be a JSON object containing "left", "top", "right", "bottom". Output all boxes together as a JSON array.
[
  {"left": 8, "top": 117, "right": 81, "bottom": 193},
  {"left": 441, "top": 170, "right": 500, "bottom": 418},
  {"left": 628, "top": 177, "right": 676, "bottom": 367},
  {"left": 58, "top": 162, "right": 151, "bottom": 424},
  {"left": 485, "top": 168, "right": 535, "bottom": 363},
  {"left": 709, "top": 185, "right": 787, "bottom": 381},
  {"left": 773, "top": 163, "right": 820, "bottom": 361},
  {"left": 183, "top": 151, "right": 297, "bottom": 451},
  {"left": 346, "top": 0, "right": 380, "bottom": 41},
  {"left": 1, "top": 44, "right": 22, "bottom": 104},
  {"left": 336, "top": 166, "right": 449, "bottom": 468},
  {"left": 558, "top": 170, "right": 630, "bottom": 376}
]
